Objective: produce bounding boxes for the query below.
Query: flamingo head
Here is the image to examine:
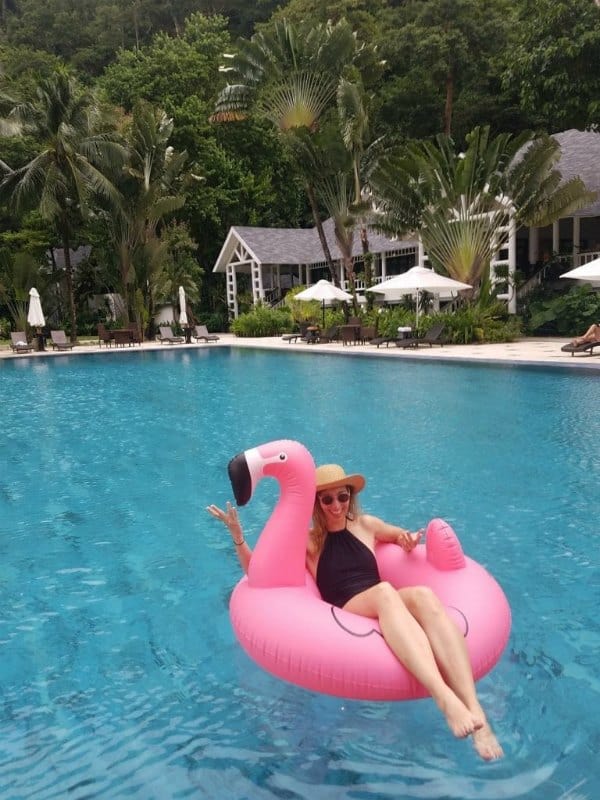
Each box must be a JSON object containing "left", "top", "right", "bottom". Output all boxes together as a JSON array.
[{"left": 228, "top": 439, "right": 316, "bottom": 506}]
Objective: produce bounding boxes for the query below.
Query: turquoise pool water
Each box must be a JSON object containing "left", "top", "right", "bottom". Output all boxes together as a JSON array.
[{"left": 0, "top": 348, "right": 598, "bottom": 800}]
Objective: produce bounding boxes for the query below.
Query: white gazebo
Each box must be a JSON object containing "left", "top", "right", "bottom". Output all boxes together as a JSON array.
[{"left": 212, "top": 219, "right": 420, "bottom": 318}]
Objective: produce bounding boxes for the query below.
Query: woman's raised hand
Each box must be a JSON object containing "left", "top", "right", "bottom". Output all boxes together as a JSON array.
[
  {"left": 206, "top": 501, "right": 244, "bottom": 543},
  {"left": 396, "top": 528, "right": 423, "bottom": 552}
]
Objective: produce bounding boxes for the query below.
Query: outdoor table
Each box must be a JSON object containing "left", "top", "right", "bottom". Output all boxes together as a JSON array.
[
  {"left": 397, "top": 326, "right": 413, "bottom": 339},
  {"left": 111, "top": 329, "right": 134, "bottom": 346},
  {"left": 183, "top": 327, "right": 193, "bottom": 344},
  {"left": 306, "top": 326, "right": 320, "bottom": 344},
  {"left": 36, "top": 332, "right": 46, "bottom": 351}
]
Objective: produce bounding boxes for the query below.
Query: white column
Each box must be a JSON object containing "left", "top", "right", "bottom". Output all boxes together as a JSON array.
[
  {"left": 251, "top": 259, "right": 264, "bottom": 305},
  {"left": 528, "top": 227, "right": 539, "bottom": 264},
  {"left": 508, "top": 214, "right": 517, "bottom": 314},
  {"left": 418, "top": 238, "right": 426, "bottom": 267},
  {"left": 381, "top": 253, "right": 387, "bottom": 280},
  {"left": 226, "top": 264, "right": 238, "bottom": 319},
  {"left": 573, "top": 217, "right": 581, "bottom": 265},
  {"left": 552, "top": 221, "right": 560, "bottom": 255}
]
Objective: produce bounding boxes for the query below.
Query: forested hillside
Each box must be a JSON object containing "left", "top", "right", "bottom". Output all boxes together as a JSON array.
[{"left": 1, "top": 0, "right": 598, "bottom": 332}]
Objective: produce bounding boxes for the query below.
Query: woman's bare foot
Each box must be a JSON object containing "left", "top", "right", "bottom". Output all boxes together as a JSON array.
[
  {"left": 472, "top": 722, "right": 504, "bottom": 760},
  {"left": 436, "top": 692, "right": 482, "bottom": 738}
]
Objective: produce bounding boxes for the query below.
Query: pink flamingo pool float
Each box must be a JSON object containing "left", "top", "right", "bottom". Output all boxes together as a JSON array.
[{"left": 227, "top": 439, "right": 511, "bottom": 701}]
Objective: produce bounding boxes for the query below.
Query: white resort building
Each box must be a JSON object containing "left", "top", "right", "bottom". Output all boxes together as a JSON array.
[{"left": 213, "top": 129, "right": 600, "bottom": 319}]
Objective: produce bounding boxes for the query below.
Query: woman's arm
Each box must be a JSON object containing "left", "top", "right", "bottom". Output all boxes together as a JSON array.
[
  {"left": 206, "top": 502, "right": 252, "bottom": 573},
  {"left": 361, "top": 513, "right": 422, "bottom": 552}
]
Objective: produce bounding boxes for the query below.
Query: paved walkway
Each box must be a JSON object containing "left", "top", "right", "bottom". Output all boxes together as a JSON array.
[{"left": 1, "top": 334, "right": 599, "bottom": 370}]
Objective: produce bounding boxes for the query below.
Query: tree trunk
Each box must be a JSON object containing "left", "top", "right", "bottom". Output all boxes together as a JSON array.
[
  {"left": 61, "top": 227, "right": 77, "bottom": 342},
  {"left": 444, "top": 68, "right": 454, "bottom": 136},
  {"left": 360, "top": 224, "right": 373, "bottom": 287},
  {"left": 132, "top": 0, "right": 140, "bottom": 49},
  {"left": 306, "top": 181, "right": 339, "bottom": 285}
]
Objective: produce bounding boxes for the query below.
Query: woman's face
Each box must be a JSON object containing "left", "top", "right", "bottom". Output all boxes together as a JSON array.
[{"left": 317, "top": 487, "right": 352, "bottom": 527}]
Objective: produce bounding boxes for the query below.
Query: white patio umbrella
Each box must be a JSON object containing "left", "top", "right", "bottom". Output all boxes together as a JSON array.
[
  {"left": 178, "top": 285, "right": 188, "bottom": 326},
  {"left": 295, "top": 279, "right": 353, "bottom": 327},
  {"left": 369, "top": 266, "right": 472, "bottom": 329},
  {"left": 27, "top": 287, "right": 45, "bottom": 328},
  {"left": 560, "top": 257, "right": 600, "bottom": 282}
]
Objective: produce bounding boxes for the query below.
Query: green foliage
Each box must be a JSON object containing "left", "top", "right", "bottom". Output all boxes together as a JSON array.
[
  {"left": 0, "top": 316, "right": 11, "bottom": 338},
  {"left": 372, "top": 306, "right": 416, "bottom": 338},
  {"left": 0, "top": 248, "right": 43, "bottom": 330},
  {"left": 372, "top": 302, "right": 521, "bottom": 343},
  {"left": 101, "top": 14, "right": 230, "bottom": 112},
  {"left": 441, "top": 303, "right": 522, "bottom": 343},
  {"left": 0, "top": 44, "right": 64, "bottom": 101},
  {"left": 376, "top": 0, "right": 521, "bottom": 139},
  {"left": 369, "top": 125, "right": 595, "bottom": 290},
  {"left": 0, "top": 69, "right": 126, "bottom": 337},
  {"left": 230, "top": 304, "right": 292, "bottom": 337},
  {"left": 197, "top": 310, "right": 229, "bottom": 333},
  {"left": 504, "top": 0, "right": 600, "bottom": 130},
  {"left": 284, "top": 285, "right": 320, "bottom": 323},
  {"left": 3, "top": 0, "right": 207, "bottom": 77},
  {"left": 524, "top": 285, "right": 600, "bottom": 336},
  {"left": 212, "top": 18, "right": 359, "bottom": 132}
]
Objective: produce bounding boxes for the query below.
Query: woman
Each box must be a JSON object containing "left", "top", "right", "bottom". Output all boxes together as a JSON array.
[
  {"left": 207, "top": 464, "right": 503, "bottom": 761},
  {"left": 571, "top": 323, "right": 600, "bottom": 345}
]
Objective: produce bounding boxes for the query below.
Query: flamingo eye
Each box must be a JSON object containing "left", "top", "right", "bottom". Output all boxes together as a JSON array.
[{"left": 278, "top": 452, "right": 287, "bottom": 461}]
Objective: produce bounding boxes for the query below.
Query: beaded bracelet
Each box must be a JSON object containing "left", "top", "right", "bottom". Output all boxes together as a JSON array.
[{"left": 234, "top": 538, "right": 245, "bottom": 546}]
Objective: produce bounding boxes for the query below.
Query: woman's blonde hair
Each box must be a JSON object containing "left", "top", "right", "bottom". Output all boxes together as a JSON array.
[{"left": 309, "top": 486, "right": 362, "bottom": 556}]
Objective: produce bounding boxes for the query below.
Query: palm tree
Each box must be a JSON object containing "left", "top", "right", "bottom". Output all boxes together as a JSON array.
[
  {"left": 290, "top": 129, "right": 359, "bottom": 307},
  {"left": 105, "top": 100, "right": 191, "bottom": 328},
  {"left": 369, "top": 125, "right": 596, "bottom": 289},
  {"left": 211, "top": 18, "right": 358, "bottom": 131},
  {"left": 211, "top": 18, "right": 362, "bottom": 285},
  {"left": 0, "top": 69, "right": 126, "bottom": 340},
  {"left": 337, "top": 77, "right": 387, "bottom": 288}
]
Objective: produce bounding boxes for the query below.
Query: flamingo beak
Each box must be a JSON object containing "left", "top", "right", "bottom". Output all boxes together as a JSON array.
[{"left": 228, "top": 451, "right": 252, "bottom": 506}]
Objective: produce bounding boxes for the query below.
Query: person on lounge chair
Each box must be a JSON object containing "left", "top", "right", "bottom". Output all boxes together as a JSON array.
[{"left": 569, "top": 323, "right": 600, "bottom": 346}]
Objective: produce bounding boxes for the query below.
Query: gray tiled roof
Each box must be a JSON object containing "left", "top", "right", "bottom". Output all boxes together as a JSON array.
[
  {"left": 234, "top": 218, "right": 415, "bottom": 263},
  {"left": 214, "top": 218, "right": 417, "bottom": 272},
  {"left": 552, "top": 129, "right": 600, "bottom": 217},
  {"left": 49, "top": 246, "right": 92, "bottom": 269}
]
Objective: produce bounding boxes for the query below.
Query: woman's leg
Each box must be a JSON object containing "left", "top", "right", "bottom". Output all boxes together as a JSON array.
[
  {"left": 573, "top": 324, "right": 600, "bottom": 344},
  {"left": 343, "top": 582, "right": 480, "bottom": 739},
  {"left": 399, "top": 586, "right": 503, "bottom": 760}
]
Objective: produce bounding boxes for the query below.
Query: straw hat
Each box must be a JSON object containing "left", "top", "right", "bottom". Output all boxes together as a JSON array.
[{"left": 315, "top": 464, "right": 365, "bottom": 494}]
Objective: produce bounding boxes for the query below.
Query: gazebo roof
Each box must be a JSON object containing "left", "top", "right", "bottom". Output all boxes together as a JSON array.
[{"left": 212, "top": 218, "right": 417, "bottom": 273}]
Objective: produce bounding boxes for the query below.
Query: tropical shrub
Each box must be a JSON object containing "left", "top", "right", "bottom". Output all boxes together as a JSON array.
[
  {"left": 372, "top": 306, "right": 415, "bottom": 338},
  {"left": 524, "top": 285, "right": 600, "bottom": 336},
  {"left": 197, "top": 311, "right": 229, "bottom": 333},
  {"left": 230, "top": 305, "right": 293, "bottom": 337},
  {"left": 442, "top": 303, "right": 522, "bottom": 343}
]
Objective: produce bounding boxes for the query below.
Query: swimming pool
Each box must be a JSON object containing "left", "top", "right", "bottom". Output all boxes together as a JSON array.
[{"left": 1, "top": 347, "right": 598, "bottom": 799}]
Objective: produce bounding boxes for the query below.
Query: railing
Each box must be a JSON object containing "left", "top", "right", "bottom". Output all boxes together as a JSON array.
[
  {"left": 517, "top": 253, "right": 574, "bottom": 300},
  {"left": 341, "top": 276, "right": 384, "bottom": 293},
  {"left": 577, "top": 250, "right": 600, "bottom": 266}
]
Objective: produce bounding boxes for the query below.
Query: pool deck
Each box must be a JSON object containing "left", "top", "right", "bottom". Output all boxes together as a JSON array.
[{"left": 2, "top": 333, "right": 600, "bottom": 370}]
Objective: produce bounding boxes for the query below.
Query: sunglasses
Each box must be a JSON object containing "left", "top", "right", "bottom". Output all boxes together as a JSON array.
[{"left": 319, "top": 491, "right": 351, "bottom": 506}]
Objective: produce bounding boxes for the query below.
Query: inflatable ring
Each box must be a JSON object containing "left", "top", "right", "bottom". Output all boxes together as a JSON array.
[{"left": 227, "top": 439, "right": 511, "bottom": 701}]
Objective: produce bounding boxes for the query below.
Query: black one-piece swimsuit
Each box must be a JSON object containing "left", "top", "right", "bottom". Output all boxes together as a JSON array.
[{"left": 316, "top": 527, "right": 381, "bottom": 608}]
